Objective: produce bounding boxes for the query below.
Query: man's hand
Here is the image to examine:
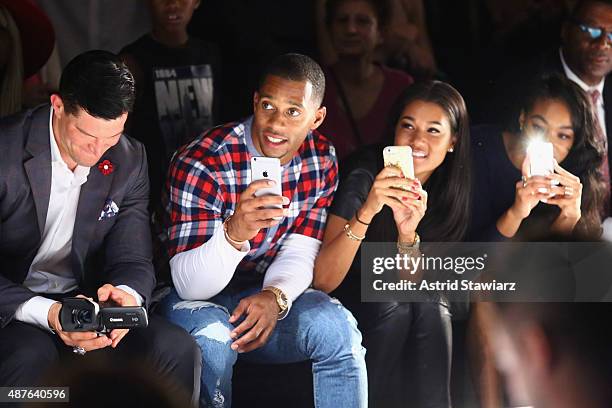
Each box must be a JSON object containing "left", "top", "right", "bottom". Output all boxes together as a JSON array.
[
  {"left": 228, "top": 291, "right": 280, "bottom": 353},
  {"left": 226, "top": 180, "right": 289, "bottom": 246},
  {"left": 47, "top": 300, "right": 112, "bottom": 352},
  {"left": 97, "top": 284, "right": 138, "bottom": 348}
]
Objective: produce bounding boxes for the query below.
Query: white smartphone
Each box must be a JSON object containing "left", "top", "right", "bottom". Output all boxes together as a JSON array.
[
  {"left": 383, "top": 146, "right": 415, "bottom": 190},
  {"left": 527, "top": 141, "right": 554, "bottom": 177},
  {"left": 250, "top": 157, "right": 282, "bottom": 210}
]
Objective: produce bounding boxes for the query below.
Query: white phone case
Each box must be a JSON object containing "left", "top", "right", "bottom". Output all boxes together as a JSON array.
[
  {"left": 527, "top": 141, "right": 554, "bottom": 177},
  {"left": 383, "top": 146, "right": 415, "bottom": 186},
  {"left": 250, "top": 157, "right": 282, "bottom": 209}
]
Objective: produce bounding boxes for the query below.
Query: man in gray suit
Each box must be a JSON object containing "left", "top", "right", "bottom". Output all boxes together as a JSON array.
[{"left": 0, "top": 50, "right": 199, "bottom": 400}]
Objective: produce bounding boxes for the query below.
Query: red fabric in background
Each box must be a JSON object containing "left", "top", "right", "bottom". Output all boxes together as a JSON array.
[
  {"left": 0, "top": 0, "right": 55, "bottom": 77},
  {"left": 319, "top": 65, "right": 414, "bottom": 161}
]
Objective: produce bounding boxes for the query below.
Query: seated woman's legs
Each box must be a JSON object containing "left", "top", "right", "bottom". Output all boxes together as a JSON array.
[
  {"left": 351, "top": 301, "right": 414, "bottom": 407},
  {"left": 405, "top": 300, "right": 453, "bottom": 408}
]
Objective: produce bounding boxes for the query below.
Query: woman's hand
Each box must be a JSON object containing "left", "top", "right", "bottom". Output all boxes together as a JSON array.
[
  {"left": 360, "top": 166, "right": 419, "bottom": 220},
  {"left": 390, "top": 180, "right": 427, "bottom": 240},
  {"left": 546, "top": 160, "right": 583, "bottom": 226},
  {"left": 359, "top": 165, "right": 426, "bottom": 241},
  {"left": 509, "top": 156, "right": 553, "bottom": 220}
]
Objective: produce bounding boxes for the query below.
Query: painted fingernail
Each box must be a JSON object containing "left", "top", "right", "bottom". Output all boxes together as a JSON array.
[
  {"left": 537, "top": 188, "right": 548, "bottom": 194},
  {"left": 402, "top": 197, "right": 408, "bottom": 201}
]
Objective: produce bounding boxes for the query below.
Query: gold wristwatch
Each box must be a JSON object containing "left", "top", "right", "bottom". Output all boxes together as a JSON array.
[
  {"left": 397, "top": 232, "right": 421, "bottom": 254},
  {"left": 262, "top": 286, "right": 289, "bottom": 319}
]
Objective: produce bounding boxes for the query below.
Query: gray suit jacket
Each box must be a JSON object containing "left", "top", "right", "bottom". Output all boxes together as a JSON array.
[{"left": 0, "top": 105, "right": 155, "bottom": 328}]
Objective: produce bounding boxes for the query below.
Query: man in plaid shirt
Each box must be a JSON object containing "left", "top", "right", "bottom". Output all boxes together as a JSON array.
[{"left": 158, "top": 54, "right": 367, "bottom": 407}]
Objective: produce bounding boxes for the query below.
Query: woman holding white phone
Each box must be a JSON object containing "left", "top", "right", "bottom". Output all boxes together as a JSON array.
[
  {"left": 467, "top": 74, "right": 606, "bottom": 408},
  {"left": 468, "top": 74, "right": 605, "bottom": 241},
  {"left": 313, "top": 81, "right": 471, "bottom": 408}
]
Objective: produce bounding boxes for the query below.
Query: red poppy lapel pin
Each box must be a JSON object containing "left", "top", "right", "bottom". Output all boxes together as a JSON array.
[{"left": 98, "top": 159, "right": 114, "bottom": 176}]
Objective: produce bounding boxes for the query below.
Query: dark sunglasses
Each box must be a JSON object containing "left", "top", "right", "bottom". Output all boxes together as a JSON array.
[{"left": 574, "top": 21, "right": 612, "bottom": 42}]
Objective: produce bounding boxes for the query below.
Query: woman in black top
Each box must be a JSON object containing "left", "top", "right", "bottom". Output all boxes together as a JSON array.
[
  {"left": 468, "top": 74, "right": 605, "bottom": 241},
  {"left": 314, "top": 81, "right": 471, "bottom": 408},
  {"left": 467, "top": 74, "right": 606, "bottom": 408}
]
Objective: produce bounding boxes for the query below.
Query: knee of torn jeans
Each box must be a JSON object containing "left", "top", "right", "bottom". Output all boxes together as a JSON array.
[
  {"left": 304, "top": 293, "right": 366, "bottom": 360},
  {"left": 194, "top": 321, "right": 233, "bottom": 345},
  {"left": 172, "top": 300, "right": 230, "bottom": 316},
  {"left": 172, "top": 301, "right": 235, "bottom": 346}
]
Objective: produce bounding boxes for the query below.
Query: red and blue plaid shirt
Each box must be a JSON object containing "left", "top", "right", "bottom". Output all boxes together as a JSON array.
[{"left": 164, "top": 117, "right": 338, "bottom": 275}]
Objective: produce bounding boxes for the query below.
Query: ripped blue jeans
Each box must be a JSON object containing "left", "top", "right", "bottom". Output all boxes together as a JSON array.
[{"left": 157, "top": 286, "right": 367, "bottom": 408}]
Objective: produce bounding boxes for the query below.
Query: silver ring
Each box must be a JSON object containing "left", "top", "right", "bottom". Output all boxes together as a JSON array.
[
  {"left": 72, "top": 346, "right": 86, "bottom": 356},
  {"left": 521, "top": 176, "right": 528, "bottom": 188}
]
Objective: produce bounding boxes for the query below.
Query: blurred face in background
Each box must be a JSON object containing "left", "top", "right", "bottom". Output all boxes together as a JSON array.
[
  {"left": 519, "top": 97, "right": 575, "bottom": 163},
  {"left": 329, "top": 0, "right": 382, "bottom": 58},
  {"left": 393, "top": 100, "right": 455, "bottom": 183},
  {"left": 148, "top": 0, "right": 200, "bottom": 34},
  {"left": 562, "top": 0, "right": 612, "bottom": 85},
  {"left": 489, "top": 306, "right": 537, "bottom": 407}
]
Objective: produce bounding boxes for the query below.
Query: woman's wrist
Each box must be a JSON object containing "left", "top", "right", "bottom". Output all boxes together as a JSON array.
[
  {"left": 497, "top": 209, "right": 522, "bottom": 238},
  {"left": 507, "top": 204, "right": 527, "bottom": 222},
  {"left": 357, "top": 206, "right": 375, "bottom": 224},
  {"left": 398, "top": 231, "right": 417, "bottom": 244},
  {"left": 559, "top": 207, "right": 581, "bottom": 220},
  {"left": 555, "top": 210, "right": 581, "bottom": 228}
]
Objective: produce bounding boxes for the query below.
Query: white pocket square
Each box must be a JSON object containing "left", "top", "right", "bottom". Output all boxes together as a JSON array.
[{"left": 98, "top": 199, "right": 119, "bottom": 221}]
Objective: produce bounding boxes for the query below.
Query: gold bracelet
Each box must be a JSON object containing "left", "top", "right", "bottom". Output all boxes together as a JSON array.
[
  {"left": 223, "top": 215, "right": 247, "bottom": 246},
  {"left": 344, "top": 223, "right": 366, "bottom": 241},
  {"left": 397, "top": 232, "right": 421, "bottom": 253}
]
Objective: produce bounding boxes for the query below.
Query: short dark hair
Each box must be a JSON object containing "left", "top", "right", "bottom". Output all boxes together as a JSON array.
[
  {"left": 258, "top": 53, "right": 326, "bottom": 107},
  {"left": 59, "top": 50, "right": 135, "bottom": 120},
  {"left": 325, "top": 0, "right": 391, "bottom": 29}
]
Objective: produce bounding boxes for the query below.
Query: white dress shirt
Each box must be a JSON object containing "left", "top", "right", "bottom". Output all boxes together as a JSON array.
[{"left": 14, "top": 109, "right": 142, "bottom": 331}]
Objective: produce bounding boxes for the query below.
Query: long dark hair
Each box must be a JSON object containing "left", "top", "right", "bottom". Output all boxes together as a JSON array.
[
  {"left": 514, "top": 74, "right": 605, "bottom": 238},
  {"left": 367, "top": 81, "right": 472, "bottom": 242}
]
